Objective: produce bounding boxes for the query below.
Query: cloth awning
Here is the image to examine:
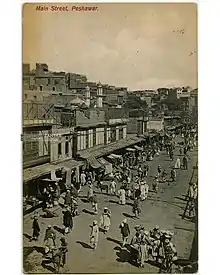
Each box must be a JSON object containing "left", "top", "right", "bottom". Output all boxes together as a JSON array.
[
  {"left": 126, "top": 148, "right": 136, "bottom": 152},
  {"left": 79, "top": 136, "right": 145, "bottom": 159},
  {"left": 98, "top": 158, "right": 112, "bottom": 175},
  {"left": 107, "top": 155, "right": 115, "bottom": 159},
  {"left": 134, "top": 145, "right": 143, "bottom": 151},
  {"left": 88, "top": 156, "right": 103, "bottom": 169},
  {"left": 111, "top": 153, "right": 122, "bottom": 159},
  {"left": 23, "top": 159, "right": 84, "bottom": 183},
  {"left": 58, "top": 160, "right": 84, "bottom": 171},
  {"left": 98, "top": 158, "right": 110, "bottom": 166}
]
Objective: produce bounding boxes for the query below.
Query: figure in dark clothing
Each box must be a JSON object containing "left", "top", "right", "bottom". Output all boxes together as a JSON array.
[
  {"left": 64, "top": 190, "right": 72, "bottom": 206},
  {"left": 31, "top": 215, "right": 40, "bottom": 241},
  {"left": 63, "top": 207, "right": 73, "bottom": 234},
  {"left": 54, "top": 182, "right": 61, "bottom": 200},
  {"left": 70, "top": 184, "right": 78, "bottom": 198},
  {"left": 59, "top": 237, "right": 68, "bottom": 267},
  {"left": 170, "top": 168, "right": 177, "bottom": 182},
  {"left": 183, "top": 155, "right": 188, "bottom": 170},
  {"left": 75, "top": 181, "right": 81, "bottom": 193},
  {"left": 44, "top": 225, "right": 56, "bottom": 255},
  {"left": 119, "top": 219, "right": 130, "bottom": 247},
  {"left": 133, "top": 197, "right": 141, "bottom": 218},
  {"left": 134, "top": 188, "right": 141, "bottom": 199},
  {"left": 169, "top": 150, "right": 174, "bottom": 161}
]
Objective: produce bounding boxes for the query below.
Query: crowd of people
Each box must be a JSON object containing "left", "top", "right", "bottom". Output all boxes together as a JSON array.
[{"left": 26, "top": 124, "right": 198, "bottom": 273}]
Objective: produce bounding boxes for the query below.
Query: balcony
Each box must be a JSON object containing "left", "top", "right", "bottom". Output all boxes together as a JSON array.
[{"left": 23, "top": 102, "right": 56, "bottom": 127}]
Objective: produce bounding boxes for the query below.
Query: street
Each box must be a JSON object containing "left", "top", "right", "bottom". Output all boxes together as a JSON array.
[{"left": 23, "top": 139, "right": 197, "bottom": 274}]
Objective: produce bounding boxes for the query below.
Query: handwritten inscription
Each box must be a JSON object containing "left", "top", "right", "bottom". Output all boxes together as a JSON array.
[{"left": 36, "top": 5, "right": 99, "bottom": 12}]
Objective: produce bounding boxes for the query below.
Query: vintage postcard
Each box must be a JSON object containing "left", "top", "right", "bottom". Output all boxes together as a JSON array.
[{"left": 22, "top": 2, "right": 198, "bottom": 274}]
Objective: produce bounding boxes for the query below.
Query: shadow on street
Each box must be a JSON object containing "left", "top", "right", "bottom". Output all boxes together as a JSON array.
[{"left": 76, "top": 241, "right": 93, "bottom": 249}]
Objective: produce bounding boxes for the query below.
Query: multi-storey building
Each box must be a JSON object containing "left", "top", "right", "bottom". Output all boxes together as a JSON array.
[{"left": 22, "top": 102, "right": 54, "bottom": 169}]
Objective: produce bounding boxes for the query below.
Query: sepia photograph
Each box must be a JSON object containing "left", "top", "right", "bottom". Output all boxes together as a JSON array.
[{"left": 22, "top": 2, "right": 198, "bottom": 273}]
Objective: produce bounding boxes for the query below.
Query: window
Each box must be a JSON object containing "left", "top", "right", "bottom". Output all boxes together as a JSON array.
[
  {"left": 119, "top": 127, "right": 123, "bottom": 139},
  {"left": 93, "top": 128, "right": 96, "bottom": 146},
  {"left": 58, "top": 143, "right": 62, "bottom": 156},
  {"left": 48, "top": 79, "right": 51, "bottom": 85},
  {"left": 40, "top": 85, "right": 43, "bottom": 91},
  {"left": 24, "top": 94, "right": 27, "bottom": 100},
  {"left": 111, "top": 127, "right": 116, "bottom": 142},
  {"left": 52, "top": 86, "right": 56, "bottom": 91},
  {"left": 65, "top": 137, "right": 69, "bottom": 155},
  {"left": 86, "top": 130, "right": 89, "bottom": 148}
]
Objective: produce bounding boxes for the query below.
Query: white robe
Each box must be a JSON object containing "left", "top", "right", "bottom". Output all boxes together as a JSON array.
[
  {"left": 118, "top": 189, "right": 126, "bottom": 204},
  {"left": 175, "top": 158, "right": 181, "bottom": 169},
  {"left": 140, "top": 184, "right": 146, "bottom": 200},
  {"left": 144, "top": 184, "right": 149, "bottom": 199},
  {"left": 100, "top": 213, "right": 111, "bottom": 230}
]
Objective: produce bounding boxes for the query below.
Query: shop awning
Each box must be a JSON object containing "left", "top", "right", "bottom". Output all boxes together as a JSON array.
[
  {"left": 126, "top": 148, "right": 136, "bottom": 152},
  {"left": 23, "top": 163, "right": 53, "bottom": 183},
  {"left": 134, "top": 145, "right": 143, "bottom": 151},
  {"left": 88, "top": 156, "right": 103, "bottom": 169},
  {"left": 79, "top": 136, "right": 145, "bottom": 159},
  {"left": 98, "top": 158, "right": 110, "bottom": 166},
  {"left": 107, "top": 155, "right": 115, "bottom": 159},
  {"left": 57, "top": 159, "right": 84, "bottom": 171},
  {"left": 23, "top": 159, "right": 84, "bottom": 183},
  {"left": 111, "top": 153, "right": 122, "bottom": 159},
  {"left": 98, "top": 158, "right": 113, "bottom": 175},
  {"left": 108, "top": 153, "right": 122, "bottom": 159}
]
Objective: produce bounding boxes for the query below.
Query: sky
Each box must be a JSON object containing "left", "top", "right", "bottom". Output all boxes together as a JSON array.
[{"left": 23, "top": 3, "right": 197, "bottom": 90}]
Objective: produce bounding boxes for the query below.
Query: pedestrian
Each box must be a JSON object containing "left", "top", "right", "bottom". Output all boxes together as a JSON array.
[
  {"left": 92, "top": 194, "right": 98, "bottom": 215},
  {"left": 161, "top": 169, "right": 167, "bottom": 182},
  {"left": 126, "top": 185, "right": 132, "bottom": 198},
  {"left": 99, "top": 207, "right": 111, "bottom": 234},
  {"left": 144, "top": 182, "right": 149, "bottom": 200},
  {"left": 133, "top": 197, "right": 141, "bottom": 218},
  {"left": 71, "top": 196, "right": 78, "bottom": 216},
  {"left": 90, "top": 220, "right": 99, "bottom": 250},
  {"left": 169, "top": 150, "right": 174, "bottom": 161},
  {"left": 109, "top": 179, "right": 116, "bottom": 195},
  {"left": 44, "top": 225, "right": 56, "bottom": 256},
  {"left": 150, "top": 225, "right": 161, "bottom": 259},
  {"left": 140, "top": 182, "right": 146, "bottom": 201},
  {"left": 152, "top": 176, "right": 159, "bottom": 193},
  {"left": 88, "top": 171, "right": 94, "bottom": 183},
  {"left": 118, "top": 186, "right": 126, "bottom": 205},
  {"left": 162, "top": 238, "right": 177, "bottom": 272},
  {"left": 119, "top": 218, "right": 130, "bottom": 247},
  {"left": 157, "top": 165, "right": 162, "bottom": 177},
  {"left": 64, "top": 189, "right": 72, "bottom": 207},
  {"left": 139, "top": 232, "right": 148, "bottom": 268},
  {"left": 75, "top": 179, "right": 81, "bottom": 193},
  {"left": 59, "top": 237, "right": 68, "bottom": 268},
  {"left": 63, "top": 207, "right": 73, "bottom": 234},
  {"left": 138, "top": 165, "right": 143, "bottom": 178},
  {"left": 134, "top": 185, "right": 141, "bottom": 200},
  {"left": 143, "top": 164, "right": 149, "bottom": 177},
  {"left": 80, "top": 171, "right": 86, "bottom": 186},
  {"left": 31, "top": 215, "right": 40, "bottom": 241},
  {"left": 174, "top": 157, "right": 181, "bottom": 169},
  {"left": 51, "top": 246, "right": 62, "bottom": 273},
  {"left": 87, "top": 182, "right": 94, "bottom": 203},
  {"left": 70, "top": 184, "right": 78, "bottom": 198},
  {"left": 170, "top": 168, "right": 177, "bottom": 182},
  {"left": 54, "top": 182, "right": 61, "bottom": 205},
  {"left": 127, "top": 174, "right": 131, "bottom": 185},
  {"left": 183, "top": 155, "right": 188, "bottom": 170}
]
